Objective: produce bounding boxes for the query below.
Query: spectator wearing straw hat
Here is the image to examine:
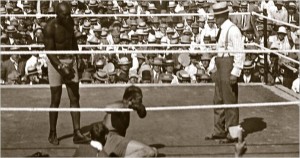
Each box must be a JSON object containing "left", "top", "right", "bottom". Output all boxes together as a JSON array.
[
  {"left": 151, "top": 57, "right": 163, "bottom": 83},
  {"left": 164, "top": 59, "right": 179, "bottom": 84},
  {"left": 184, "top": 54, "right": 197, "bottom": 82},
  {"left": 269, "top": 26, "right": 292, "bottom": 53},
  {"left": 255, "top": 58, "right": 275, "bottom": 85},
  {"left": 203, "top": 17, "right": 218, "bottom": 41},
  {"left": 1, "top": 54, "right": 23, "bottom": 84},
  {"left": 199, "top": 53, "right": 213, "bottom": 75},
  {"left": 260, "top": 0, "right": 277, "bottom": 17},
  {"left": 5, "top": 25, "right": 17, "bottom": 45},
  {"left": 176, "top": 70, "right": 191, "bottom": 83},
  {"left": 287, "top": 2, "right": 299, "bottom": 24},
  {"left": 128, "top": 69, "right": 139, "bottom": 84},
  {"left": 238, "top": 60, "right": 259, "bottom": 83},
  {"left": 167, "top": 1, "right": 176, "bottom": 14},
  {"left": 94, "top": 69, "right": 109, "bottom": 84},
  {"left": 205, "top": 2, "right": 245, "bottom": 144},
  {"left": 271, "top": 1, "right": 288, "bottom": 29},
  {"left": 117, "top": 57, "right": 131, "bottom": 83}
]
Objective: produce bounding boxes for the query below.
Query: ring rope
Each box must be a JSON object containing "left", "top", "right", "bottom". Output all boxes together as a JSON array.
[
  {"left": 0, "top": 12, "right": 251, "bottom": 18},
  {"left": 0, "top": 83, "right": 264, "bottom": 89},
  {"left": 258, "top": 45, "right": 300, "bottom": 65},
  {"left": 1, "top": 49, "right": 299, "bottom": 55},
  {"left": 0, "top": 43, "right": 258, "bottom": 48},
  {"left": 1, "top": 100, "right": 299, "bottom": 112},
  {"left": 252, "top": 12, "right": 300, "bottom": 29}
]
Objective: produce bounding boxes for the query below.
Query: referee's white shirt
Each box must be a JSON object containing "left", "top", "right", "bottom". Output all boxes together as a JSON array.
[{"left": 215, "top": 19, "right": 245, "bottom": 77}]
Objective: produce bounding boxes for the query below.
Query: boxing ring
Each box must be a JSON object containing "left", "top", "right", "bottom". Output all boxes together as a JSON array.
[
  {"left": 1, "top": 83, "right": 299, "bottom": 157},
  {"left": 1, "top": 9, "right": 300, "bottom": 157}
]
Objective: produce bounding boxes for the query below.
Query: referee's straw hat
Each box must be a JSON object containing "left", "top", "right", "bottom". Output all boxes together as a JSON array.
[{"left": 212, "top": 2, "right": 230, "bottom": 15}]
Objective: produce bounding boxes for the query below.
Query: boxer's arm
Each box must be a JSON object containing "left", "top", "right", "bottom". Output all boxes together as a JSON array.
[
  {"left": 44, "top": 21, "right": 61, "bottom": 68},
  {"left": 72, "top": 31, "right": 79, "bottom": 51},
  {"left": 135, "top": 105, "right": 146, "bottom": 118},
  {"left": 129, "top": 103, "right": 146, "bottom": 118}
]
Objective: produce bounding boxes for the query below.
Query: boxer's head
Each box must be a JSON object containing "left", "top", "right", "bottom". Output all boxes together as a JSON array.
[
  {"left": 90, "top": 122, "right": 108, "bottom": 145},
  {"left": 123, "top": 86, "right": 143, "bottom": 107},
  {"left": 56, "top": 2, "right": 74, "bottom": 30}
]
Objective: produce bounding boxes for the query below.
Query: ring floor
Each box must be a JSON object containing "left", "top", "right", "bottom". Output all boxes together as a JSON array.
[{"left": 1, "top": 85, "right": 299, "bottom": 157}]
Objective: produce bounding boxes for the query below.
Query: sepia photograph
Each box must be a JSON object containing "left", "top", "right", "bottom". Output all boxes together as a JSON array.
[{"left": 0, "top": 0, "right": 299, "bottom": 157}]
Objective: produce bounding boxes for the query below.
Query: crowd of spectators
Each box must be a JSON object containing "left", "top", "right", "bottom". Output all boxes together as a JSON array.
[{"left": 0, "top": 0, "right": 299, "bottom": 93}]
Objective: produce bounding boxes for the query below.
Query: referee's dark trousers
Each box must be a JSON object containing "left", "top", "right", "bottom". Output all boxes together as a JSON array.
[{"left": 213, "top": 56, "right": 239, "bottom": 138}]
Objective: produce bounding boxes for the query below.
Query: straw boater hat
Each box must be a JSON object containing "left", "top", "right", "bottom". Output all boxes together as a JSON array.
[
  {"left": 191, "top": 23, "right": 199, "bottom": 28},
  {"left": 129, "top": 70, "right": 139, "bottom": 79},
  {"left": 243, "top": 60, "right": 254, "bottom": 69},
  {"left": 118, "top": 57, "right": 131, "bottom": 65},
  {"left": 96, "top": 70, "right": 109, "bottom": 81},
  {"left": 23, "top": 1, "right": 31, "bottom": 8},
  {"left": 148, "top": 3, "right": 157, "bottom": 10},
  {"left": 288, "top": 2, "right": 296, "bottom": 9},
  {"left": 207, "top": 16, "right": 215, "bottom": 23},
  {"left": 89, "top": 0, "right": 97, "bottom": 7},
  {"left": 240, "top": 1, "right": 248, "bottom": 8},
  {"left": 120, "top": 34, "right": 130, "bottom": 42},
  {"left": 137, "top": 22, "right": 147, "bottom": 29},
  {"left": 6, "top": 25, "right": 17, "bottom": 33},
  {"left": 168, "top": 2, "right": 176, "bottom": 8},
  {"left": 212, "top": 2, "right": 230, "bottom": 15},
  {"left": 277, "top": 26, "right": 287, "bottom": 34},
  {"left": 83, "top": 21, "right": 91, "bottom": 30},
  {"left": 85, "top": 9, "right": 92, "bottom": 14},
  {"left": 201, "top": 54, "right": 212, "bottom": 61},
  {"left": 176, "top": 70, "right": 190, "bottom": 81},
  {"left": 164, "top": 59, "right": 174, "bottom": 66},
  {"left": 175, "top": 23, "right": 184, "bottom": 30}
]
